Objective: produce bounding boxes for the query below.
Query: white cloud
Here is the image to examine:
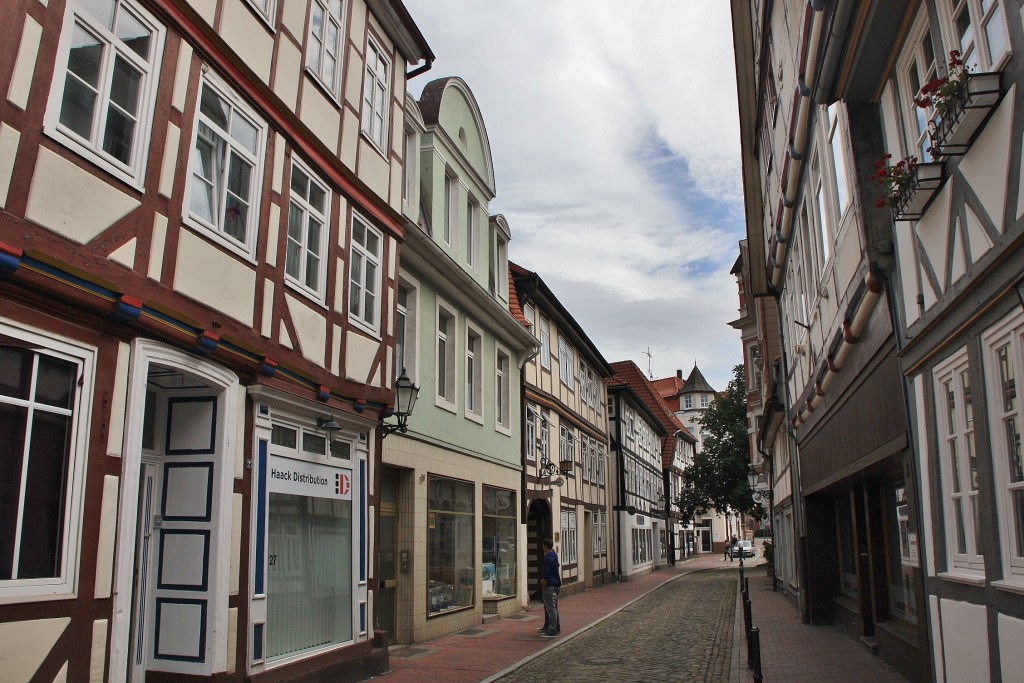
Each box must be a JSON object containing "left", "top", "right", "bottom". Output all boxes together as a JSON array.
[{"left": 403, "top": 0, "right": 744, "bottom": 388}]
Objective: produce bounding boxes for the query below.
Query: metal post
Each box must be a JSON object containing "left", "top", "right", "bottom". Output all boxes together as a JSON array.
[
  {"left": 751, "top": 626, "right": 763, "bottom": 682},
  {"left": 743, "top": 595, "right": 753, "bottom": 667}
]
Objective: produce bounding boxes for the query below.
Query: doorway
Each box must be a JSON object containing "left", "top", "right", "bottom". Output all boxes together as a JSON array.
[
  {"left": 378, "top": 468, "right": 400, "bottom": 644},
  {"left": 527, "top": 499, "right": 551, "bottom": 600},
  {"left": 109, "top": 343, "right": 238, "bottom": 683}
]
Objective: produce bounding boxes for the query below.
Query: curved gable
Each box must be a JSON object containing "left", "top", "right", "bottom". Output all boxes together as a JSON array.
[{"left": 419, "top": 77, "right": 496, "bottom": 195}]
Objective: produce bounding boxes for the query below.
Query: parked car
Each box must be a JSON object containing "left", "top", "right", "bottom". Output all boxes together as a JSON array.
[{"left": 736, "top": 540, "right": 755, "bottom": 558}]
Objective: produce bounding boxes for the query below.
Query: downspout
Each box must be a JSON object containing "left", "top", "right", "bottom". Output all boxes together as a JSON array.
[{"left": 406, "top": 58, "right": 433, "bottom": 80}]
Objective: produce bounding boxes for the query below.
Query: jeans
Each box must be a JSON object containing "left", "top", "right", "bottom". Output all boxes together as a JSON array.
[{"left": 542, "top": 585, "right": 560, "bottom": 633}]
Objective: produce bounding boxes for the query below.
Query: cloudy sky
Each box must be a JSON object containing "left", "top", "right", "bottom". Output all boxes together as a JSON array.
[{"left": 402, "top": 1, "right": 746, "bottom": 390}]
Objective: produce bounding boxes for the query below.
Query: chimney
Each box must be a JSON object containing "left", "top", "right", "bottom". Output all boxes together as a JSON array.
[{"left": 676, "top": 369, "right": 682, "bottom": 380}]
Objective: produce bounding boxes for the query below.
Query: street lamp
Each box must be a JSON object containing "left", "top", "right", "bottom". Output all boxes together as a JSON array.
[
  {"left": 748, "top": 464, "right": 768, "bottom": 505},
  {"left": 381, "top": 368, "right": 420, "bottom": 437}
]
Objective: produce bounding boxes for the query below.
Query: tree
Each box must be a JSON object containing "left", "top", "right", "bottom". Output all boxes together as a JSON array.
[{"left": 676, "top": 364, "right": 759, "bottom": 522}]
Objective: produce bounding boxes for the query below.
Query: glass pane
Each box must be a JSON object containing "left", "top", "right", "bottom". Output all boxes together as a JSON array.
[
  {"left": 1006, "top": 416, "right": 1022, "bottom": 483},
  {"left": 967, "top": 432, "right": 978, "bottom": 490},
  {"left": 102, "top": 107, "right": 134, "bottom": 164},
  {"left": 199, "top": 85, "right": 229, "bottom": 130},
  {"left": 365, "top": 229, "right": 380, "bottom": 256},
  {"left": 330, "top": 440, "right": 351, "bottom": 460},
  {"left": 225, "top": 154, "right": 252, "bottom": 241},
  {"left": 80, "top": 0, "right": 116, "bottom": 29},
  {"left": 352, "top": 219, "right": 365, "bottom": 247},
  {"left": 305, "top": 252, "right": 320, "bottom": 290},
  {"left": 323, "top": 55, "right": 336, "bottom": 90},
  {"left": 0, "top": 403, "right": 29, "bottom": 580},
  {"left": 971, "top": 494, "right": 981, "bottom": 556},
  {"left": 0, "top": 348, "right": 33, "bottom": 400},
  {"left": 60, "top": 77, "right": 98, "bottom": 141},
  {"left": 34, "top": 356, "right": 76, "bottom": 409},
  {"left": 1000, "top": 345, "right": 1017, "bottom": 412},
  {"left": 267, "top": 494, "right": 352, "bottom": 660},
  {"left": 290, "top": 166, "right": 309, "bottom": 200},
  {"left": 307, "top": 218, "right": 322, "bottom": 254},
  {"left": 963, "top": 370, "right": 973, "bottom": 426},
  {"left": 231, "top": 114, "right": 259, "bottom": 156},
  {"left": 945, "top": 381, "right": 957, "bottom": 435},
  {"left": 950, "top": 439, "right": 961, "bottom": 493},
  {"left": 109, "top": 54, "right": 141, "bottom": 113},
  {"left": 984, "top": 6, "right": 1007, "bottom": 64},
  {"left": 286, "top": 206, "right": 303, "bottom": 278},
  {"left": 115, "top": 5, "right": 152, "bottom": 59},
  {"left": 67, "top": 25, "right": 103, "bottom": 87},
  {"left": 310, "top": 6, "right": 324, "bottom": 40},
  {"left": 308, "top": 35, "right": 322, "bottom": 73},
  {"left": 330, "top": 0, "right": 343, "bottom": 16},
  {"left": 308, "top": 182, "right": 326, "bottom": 214},
  {"left": 19, "top": 411, "right": 72, "bottom": 579},
  {"left": 954, "top": 499, "right": 967, "bottom": 554},
  {"left": 1014, "top": 489, "right": 1024, "bottom": 558},
  {"left": 302, "top": 432, "right": 326, "bottom": 455},
  {"left": 271, "top": 424, "right": 296, "bottom": 448}
]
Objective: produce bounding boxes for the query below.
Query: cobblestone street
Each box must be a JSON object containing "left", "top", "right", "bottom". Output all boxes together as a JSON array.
[{"left": 497, "top": 571, "right": 737, "bottom": 683}]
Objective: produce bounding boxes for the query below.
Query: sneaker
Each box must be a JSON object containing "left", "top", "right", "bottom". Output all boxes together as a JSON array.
[
  {"left": 541, "top": 631, "right": 558, "bottom": 638},
  {"left": 537, "top": 626, "right": 547, "bottom": 631}
]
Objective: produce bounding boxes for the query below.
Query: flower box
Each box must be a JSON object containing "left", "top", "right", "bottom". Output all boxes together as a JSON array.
[
  {"left": 892, "top": 161, "right": 944, "bottom": 221},
  {"left": 929, "top": 71, "right": 1002, "bottom": 157}
]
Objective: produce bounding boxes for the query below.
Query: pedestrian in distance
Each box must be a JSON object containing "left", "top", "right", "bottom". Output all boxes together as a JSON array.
[{"left": 540, "top": 538, "right": 561, "bottom": 638}]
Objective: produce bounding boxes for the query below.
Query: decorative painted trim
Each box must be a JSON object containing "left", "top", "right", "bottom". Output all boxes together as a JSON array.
[
  {"left": 0, "top": 242, "right": 23, "bottom": 276},
  {"left": 153, "top": 598, "right": 208, "bottom": 662},
  {"left": 359, "top": 459, "right": 366, "bottom": 582},
  {"left": 161, "top": 462, "right": 215, "bottom": 521},
  {"left": 165, "top": 396, "right": 218, "bottom": 455},
  {"left": 254, "top": 439, "right": 268, "bottom": 596},
  {"left": 157, "top": 529, "right": 211, "bottom": 591},
  {"left": 113, "top": 294, "right": 144, "bottom": 323}
]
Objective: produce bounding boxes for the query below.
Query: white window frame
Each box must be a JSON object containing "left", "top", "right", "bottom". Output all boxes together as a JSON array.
[
  {"left": 465, "top": 197, "right": 478, "bottom": 267},
  {"left": 560, "top": 509, "right": 578, "bottom": 566},
  {"left": 442, "top": 173, "right": 456, "bottom": 247},
  {"left": 540, "top": 319, "right": 551, "bottom": 370},
  {"left": 525, "top": 405, "right": 538, "bottom": 461},
  {"left": 495, "top": 345, "right": 511, "bottom": 433},
  {"left": 825, "top": 103, "right": 851, "bottom": 220},
  {"left": 184, "top": 74, "right": 267, "bottom": 260},
  {"left": 305, "top": 0, "right": 346, "bottom": 99},
  {"left": 284, "top": 159, "right": 331, "bottom": 301},
  {"left": 395, "top": 275, "right": 418, "bottom": 382},
  {"left": 496, "top": 237, "right": 509, "bottom": 301},
  {"left": 402, "top": 127, "right": 417, "bottom": 208},
  {"left": 983, "top": 310, "right": 1024, "bottom": 586},
  {"left": 348, "top": 213, "right": 383, "bottom": 335},
  {"left": 465, "top": 323, "right": 483, "bottom": 422},
  {"left": 435, "top": 299, "right": 456, "bottom": 411},
  {"left": 684, "top": 395, "right": 692, "bottom": 410},
  {"left": 700, "top": 394, "right": 709, "bottom": 408},
  {"left": 934, "top": 348, "right": 985, "bottom": 576},
  {"left": 244, "top": 0, "right": 277, "bottom": 27},
  {"left": 896, "top": 14, "right": 939, "bottom": 162},
  {"left": 936, "top": 0, "right": 1010, "bottom": 73},
  {"left": 44, "top": 0, "right": 166, "bottom": 189},
  {"left": 361, "top": 37, "right": 391, "bottom": 153},
  {"left": 558, "top": 336, "right": 575, "bottom": 390},
  {"left": 0, "top": 319, "right": 95, "bottom": 603}
]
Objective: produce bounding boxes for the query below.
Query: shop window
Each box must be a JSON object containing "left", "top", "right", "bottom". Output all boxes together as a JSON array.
[
  {"left": 886, "top": 482, "right": 917, "bottom": 623},
  {"left": 482, "top": 487, "right": 516, "bottom": 599},
  {"left": 836, "top": 497, "right": 859, "bottom": 598},
  {"left": 265, "top": 422, "right": 354, "bottom": 660},
  {"left": 427, "top": 476, "right": 474, "bottom": 614}
]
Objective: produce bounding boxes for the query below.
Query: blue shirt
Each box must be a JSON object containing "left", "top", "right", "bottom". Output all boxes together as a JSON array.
[{"left": 542, "top": 549, "right": 561, "bottom": 586}]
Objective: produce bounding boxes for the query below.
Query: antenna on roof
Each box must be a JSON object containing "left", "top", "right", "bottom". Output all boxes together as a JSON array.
[{"left": 643, "top": 347, "right": 654, "bottom": 380}]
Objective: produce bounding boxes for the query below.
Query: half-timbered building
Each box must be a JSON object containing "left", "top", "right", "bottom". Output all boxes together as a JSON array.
[
  {"left": 511, "top": 262, "right": 614, "bottom": 597},
  {"left": 0, "top": 0, "right": 431, "bottom": 680}
]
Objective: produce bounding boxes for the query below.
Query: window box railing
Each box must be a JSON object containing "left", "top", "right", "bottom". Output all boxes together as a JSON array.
[
  {"left": 929, "top": 71, "right": 1002, "bottom": 157},
  {"left": 893, "top": 161, "right": 944, "bottom": 221}
]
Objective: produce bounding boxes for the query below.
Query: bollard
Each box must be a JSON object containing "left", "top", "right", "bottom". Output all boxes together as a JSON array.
[
  {"left": 743, "top": 596, "right": 753, "bottom": 667},
  {"left": 751, "top": 626, "right": 763, "bottom": 682},
  {"left": 745, "top": 576, "right": 749, "bottom": 596}
]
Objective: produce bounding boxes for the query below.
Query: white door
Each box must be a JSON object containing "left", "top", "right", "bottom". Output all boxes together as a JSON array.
[{"left": 131, "top": 385, "right": 222, "bottom": 677}]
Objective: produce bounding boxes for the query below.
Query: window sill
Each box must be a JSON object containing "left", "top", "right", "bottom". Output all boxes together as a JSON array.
[
  {"left": 495, "top": 423, "right": 511, "bottom": 437},
  {"left": 283, "top": 277, "right": 328, "bottom": 310},
  {"left": 183, "top": 216, "right": 259, "bottom": 265},
  {"left": 435, "top": 396, "right": 457, "bottom": 414},
  {"left": 347, "top": 316, "right": 382, "bottom": 341},
  {"left": 360, "top": 130, "right": 389, "bottom": 160},
  {"left": 303, "top": 68, "right": 343, "bottom": 109},
  {"left": 991, "top": 579, "right": 1024, "bottom": 596},
  {"left": 464, "top": 410, "right": 484, "bottom": 425},
  {"left": 937, "top": 571, "right": 986, "bottom": 587},
  {"left": 42, "top": 126, "right": 147, "bottom": 193}
]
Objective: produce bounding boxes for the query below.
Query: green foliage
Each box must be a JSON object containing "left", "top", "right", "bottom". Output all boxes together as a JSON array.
[{"left": 675, "top": 364, "right": 760, "bottom": 521}]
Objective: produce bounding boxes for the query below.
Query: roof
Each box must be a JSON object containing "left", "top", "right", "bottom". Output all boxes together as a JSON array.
[
  {"left": 651, "top": 375, "right": 686, "bottom": 400},
  {"left": 609, "top": 360, "right": 696, "bottom": 469},
  {"left": 682, "top": 364, "right": 716, "bottom": 394},
  {"left": 510, "top": 261, "right": 612, "bottom": 375},
  {"left": 507, "top": 268, "right": 530, "bottom": 329}
]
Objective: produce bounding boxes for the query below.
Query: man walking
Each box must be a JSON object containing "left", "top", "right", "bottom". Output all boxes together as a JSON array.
[{"left": 540, "top": 538, "right": 561, "bottom": 638}]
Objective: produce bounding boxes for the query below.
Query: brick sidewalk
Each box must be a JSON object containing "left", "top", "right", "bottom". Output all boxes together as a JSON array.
[{"left": 731, "top": 574, "right": 908, "bottom": 683}]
